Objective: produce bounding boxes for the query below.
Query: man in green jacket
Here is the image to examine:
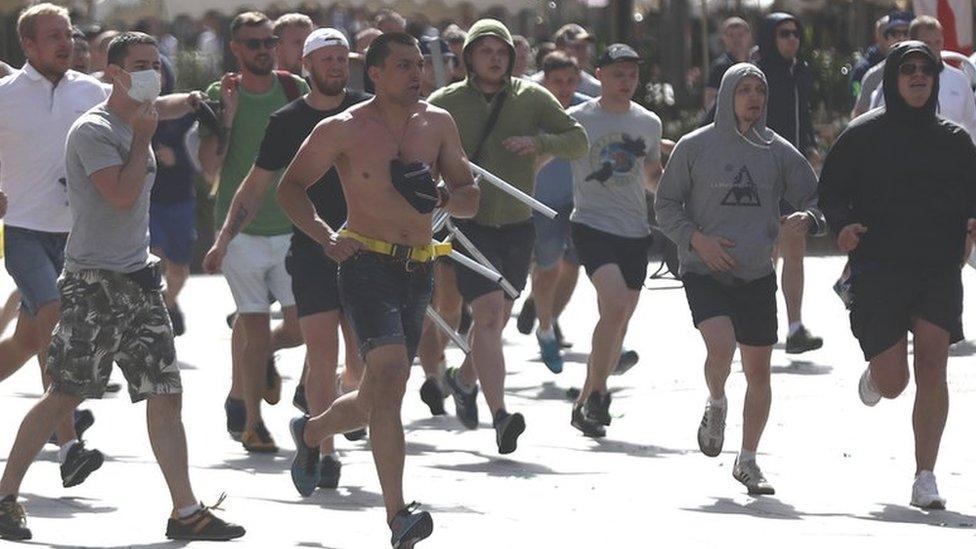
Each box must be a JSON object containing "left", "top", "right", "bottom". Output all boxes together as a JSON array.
[{"left": 427, "top": 18, "right": 587, "bottom": 454}]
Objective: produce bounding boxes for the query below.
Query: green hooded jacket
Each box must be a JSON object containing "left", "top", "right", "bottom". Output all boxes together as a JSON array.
[{"left": 428, "top": 19, "right": 588, "bottom": 226}]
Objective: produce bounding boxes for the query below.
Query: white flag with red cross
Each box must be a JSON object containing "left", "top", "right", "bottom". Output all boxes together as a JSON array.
[{"left": 914, "top": 0, "right": 973, "bottom": 54}]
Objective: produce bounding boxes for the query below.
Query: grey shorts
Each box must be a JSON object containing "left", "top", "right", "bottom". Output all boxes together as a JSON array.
[{"left": 48, "top": 267, "right": 181, "bottom": 403}]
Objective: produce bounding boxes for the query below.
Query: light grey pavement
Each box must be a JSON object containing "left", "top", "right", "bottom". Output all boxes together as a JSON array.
[{"left": 1, "top": 256, "right": 976, "bottom": 548}]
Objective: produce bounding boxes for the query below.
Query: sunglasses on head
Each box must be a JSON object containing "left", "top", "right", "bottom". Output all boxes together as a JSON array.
[
  {"left": 777, "top": 29, "right": 800, "bottom": 39},
  {"left": 238, "top": 36, "right": 279, "bottom": 50},
  {"left": 898, "top": 61, "right": 937, "bottom": 76}
]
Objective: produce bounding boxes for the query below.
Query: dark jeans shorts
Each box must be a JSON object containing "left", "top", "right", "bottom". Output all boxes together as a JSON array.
[
  {"left": 149, "top": 199, "right": 197, "bottom": 266},
  {"left": 452, "top": 219, "right": 535, "bottom": 302},
  {"left": 850, "top": 265, "right": 963, "bottom": 361},
  {"left": 286, "top": 243, "right": 340, "bottom": 318},
  {"left": 338, "top": 251, "right": 433, "bottom": 362},
  {"left": 571, "top": 222, "right": 652, "bottom": 290},
  {"left": 682, "top": 272, "right": 778, "bottom": 346},
  {"left": 4, "top": 226, "right": 68, "bottom": 316}
]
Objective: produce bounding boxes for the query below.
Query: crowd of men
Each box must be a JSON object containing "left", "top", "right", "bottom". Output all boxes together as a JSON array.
[{"left": 0, "top": 3, "right": 973, "bottom": 547}]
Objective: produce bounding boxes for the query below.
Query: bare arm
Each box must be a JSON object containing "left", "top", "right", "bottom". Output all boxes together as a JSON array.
[
  {"left": 202, "top": 166, "right": 278, "bottom": 273},
  {"left": 198, "top": 75, "right": 239, "bottom": 183},
  {"left": 644, "top": 159, "right": 662, "bottom": 194},
  {"left": 90, "top": 104, "right": 157, "bottom": 210},
  {"left": 155, "top": 91, "right": 205, "bottom": 121},
  {"left": 435, "top": 112, "right": 479, "bottom": 218}
]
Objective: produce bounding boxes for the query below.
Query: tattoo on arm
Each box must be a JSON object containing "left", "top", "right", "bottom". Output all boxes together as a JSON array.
[{"left": 227, "top": 205, "right": 249, "bottom": 238}]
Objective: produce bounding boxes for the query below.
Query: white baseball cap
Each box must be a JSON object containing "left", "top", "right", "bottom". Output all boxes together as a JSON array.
[{"left": 303, "top": 28, "right": 350, "bottom": 57}]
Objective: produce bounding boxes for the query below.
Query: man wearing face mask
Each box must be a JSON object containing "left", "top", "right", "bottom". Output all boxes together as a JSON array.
[
  {"left": 655, "top": 63, "right": 826, "bottom": 496},
  {"left": 0, "top": 32, "right": 246, "bottom": 543},
  {"left": 204, "top": 28, "right": 370, "bottom": 490},
  {"left": 820, "top": 41, "right": 976, "bottom": 511},
  {"left": 198, "top": 11, "right": 310, "bottom": 453}
]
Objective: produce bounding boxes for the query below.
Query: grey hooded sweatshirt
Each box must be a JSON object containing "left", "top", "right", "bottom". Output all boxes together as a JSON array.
[{"left": 654, "top": 63, "right": 826, "bottom": 282}]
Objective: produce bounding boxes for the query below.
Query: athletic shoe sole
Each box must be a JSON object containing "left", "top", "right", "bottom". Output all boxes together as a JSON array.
[
  {"left": 392, "top": 513, "right": 433, "bottom": 549},
  {"left": 613, "top": 351, "right": 639, "bottom": 376},
  {"left": 732, "top": 471, "right": 776, "bottom": 496},
  {"left": 62, "top": 450, "right": 104, "bottom": 488},
  {"left": 343, "top": 428, "right": 367, "bottom": 442},
  {"left": 496, "top": 413, "right": 526, "bottom": 455},
  {"left": 420, "top": 378, "right": 446, "bottom": 416},
  {"left": 911, "top": 499, "right": 947, "bottom": 510},
  {"left": 516, "top": 298, "right": 536, "bottom": 335}
]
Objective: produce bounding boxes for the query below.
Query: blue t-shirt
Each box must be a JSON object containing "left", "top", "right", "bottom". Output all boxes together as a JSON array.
[{"left": 534, "top": 92, "right": 590, "bottom": 209}]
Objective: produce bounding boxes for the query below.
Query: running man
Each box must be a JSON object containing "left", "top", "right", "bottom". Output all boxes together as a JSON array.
[
  {"left": 204, "top": 27, "right": 369, "bottom": 489},
  {"left": 567, "top": 44, "right": 662, "bottom": 437},
  {"left": 278, "top": 33, "right": 478, "bottom": 547},
  {"left": 0, "top": 32, "right": 244, "bottom": 542},
  {"left": 655, "top": 63, "right": 826, "bottom": 495},
  {"left": 819, "top": 41, "right": 976, "bottom": 509}
]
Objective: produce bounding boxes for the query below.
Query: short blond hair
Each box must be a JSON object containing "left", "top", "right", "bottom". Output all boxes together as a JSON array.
[
  {"left": 274, "top": 13, "right": 313, "bottom": 35},
  {"left": 17, "top": 2, "right": 70, "bottom": 42}
]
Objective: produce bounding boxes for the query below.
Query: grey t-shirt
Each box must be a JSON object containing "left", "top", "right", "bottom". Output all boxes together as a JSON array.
[
  {"left": 568, "top": 98, "right": 662, "bottom": 238},
  {"left": 64, "top": 104, "right": 156, "bottom": 273}
]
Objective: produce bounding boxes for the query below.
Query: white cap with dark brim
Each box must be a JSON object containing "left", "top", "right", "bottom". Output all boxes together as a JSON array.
[{"left": 303, "top": 28, "right": 350, "bottom": 57}]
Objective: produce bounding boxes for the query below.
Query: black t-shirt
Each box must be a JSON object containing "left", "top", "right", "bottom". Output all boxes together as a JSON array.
[
  {"left": 707, "top": 53, "right": 739, "bottom": 89},
  {"left": 255, "top": 90, "right": 371, "bottom": 248}
]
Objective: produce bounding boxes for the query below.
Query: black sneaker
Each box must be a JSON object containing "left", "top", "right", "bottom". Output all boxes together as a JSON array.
[
  {"left": 613, "top": 350, "right": 639, "bottom": 376},
  {"left": 224, "top": 397, "right": 245, "bottom": 441},
  {"left": 0, "top": 496, "right": 31, "bottom": 540},
  {"left": 389, "top": 502, "right": 433, "bottom": 549},
  {"left": 264, "top": 356, "right": 282, "bottom": 405},
  {"left": 419, "top": 377, "right": 446, "bottom": 416},
  {"left": 583, "top": 392, "right": 612, "bottom": 427},
  {"left": 168, "top": 304, "right": 185, "bottom": 336},
  {"left": 293, "top": 383, "right": 308, "bottom": 414},
  {"left": 61, "top": 441, "right": 104, "bottom": 488},
  {"left": 516, "top": 297, "right": 536, "bottom": 335},
  {"left": 445, "top": 367, "right": 479, "bottom": 430},
  {"left": 48, "top": 408, "right": 95, "bottom": 445},
  {"left": 343, "top": 427, "right": 368, "bottom": 442},
  {"left": 289, "top": 416, "right": 320, "bottom": 497},
  {"left": 493, "top": 410, "right": 525, "bottom": 455},
  {"left": 786, "top": 325, "right": 823, "bottom": 354},
  {"left": 317, "top": 455, "right": 342, "bottom": 489},
  {"left": 554, "top": 321, "right": 572, "bottom": 349},
  {"left": 165, "top": 494, "right": 246, "bottom": 541},
  {"left": 571, "top": 404, "right": 605, "bottom": 438},
  {"left": 104, "top": 382, "right": 122, "bottom": 393}
]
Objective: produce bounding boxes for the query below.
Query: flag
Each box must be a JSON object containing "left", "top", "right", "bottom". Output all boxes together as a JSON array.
[{"left": 914, "top": 0, "right": 973, "bottom": 54}]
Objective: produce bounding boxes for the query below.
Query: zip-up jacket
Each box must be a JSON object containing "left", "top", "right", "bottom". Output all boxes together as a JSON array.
[{"left": 757, "top": 13, "right": 817, "bottom": 155}]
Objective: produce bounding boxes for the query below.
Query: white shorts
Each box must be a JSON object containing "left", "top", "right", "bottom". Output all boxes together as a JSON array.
[{"left": 222, "top": 233, "right": 295, "bottom": 314}]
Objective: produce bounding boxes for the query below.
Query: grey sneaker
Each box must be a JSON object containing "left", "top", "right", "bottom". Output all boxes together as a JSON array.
[
  {"left": 859, "top": 367, "right": 881, "bottom": 407},
  {"left": 697, "top": 397, "right": 727, "bottom": 458},
  {"left": 911, "top": 470, "right": 947, "bottom": 510},
  {"left": 289, "top": 416, "right": 320, "bottom": 497},
  {"left": 733, "top": 459, "right": 775, "bottom": 495},
  {"left": 389, "top": 502, "right": 433, "bottom": 548}
]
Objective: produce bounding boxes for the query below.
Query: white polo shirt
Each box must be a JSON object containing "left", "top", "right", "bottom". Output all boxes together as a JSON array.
[{"left": 0, "top": 63, "right": 107, "bottom": 233}]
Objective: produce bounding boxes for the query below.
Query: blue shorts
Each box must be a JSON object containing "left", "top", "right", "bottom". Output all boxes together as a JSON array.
[
  {"left": 4, "top": 226, "right": 67, "bottom": 316},
  {"left": 532, "top": 206, "right": 577, "bottom": 269},
  {"left": 149, "top": 199, "right": 197, "bottom": 266},
  {"left": 338, "top": 251, "right": 433, "bottom": 362}
]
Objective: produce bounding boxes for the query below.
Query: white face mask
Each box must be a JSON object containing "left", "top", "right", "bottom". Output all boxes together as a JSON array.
[{"left": 125, "top": 69, "right": 161, "bottom": 103}]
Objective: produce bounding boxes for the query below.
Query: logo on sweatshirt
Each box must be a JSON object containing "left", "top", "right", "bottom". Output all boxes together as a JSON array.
[
  {"left": 585, "top": 133, "right": 647, "bottom": 185},
  {"left": 720, "top": 166, "right": 761, "bottom": 207}
]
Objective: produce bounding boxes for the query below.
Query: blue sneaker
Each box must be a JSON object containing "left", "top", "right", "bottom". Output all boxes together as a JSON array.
[
  {"left": 289, "top": 416, "right": 320, "bottom": 497},
  {"left": 445, "top": 367, "right": 479, "bottom": 430},
  {"left": 537, "top": 333, "right": 563, "bottom": 374},
  {"left": 389, "top": 502, "right": 432, "bottom": 548}
]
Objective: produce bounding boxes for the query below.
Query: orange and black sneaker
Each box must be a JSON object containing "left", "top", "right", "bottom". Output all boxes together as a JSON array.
[
  {"left": 241, "top": 422, "right": 278, "bottom": 453},
  {"left": 165, "top": 494, "right": 245, "bottom": 541},
  {"left": 0, "top": 495, "right": 31, "bottom": 541}
]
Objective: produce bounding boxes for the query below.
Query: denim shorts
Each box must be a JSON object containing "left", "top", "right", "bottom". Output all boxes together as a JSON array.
[
  {"left": 149, "top": 199, "right": 197, "bottom": 266},
  {"left": 4, "top": 226, "right": 68, "bottom": 316},
  {"left": 532, "top": 205, "right": 577, "bottom": 269},
  {"left": 338, "top": 251, "right": 434, "bottom": 362}
]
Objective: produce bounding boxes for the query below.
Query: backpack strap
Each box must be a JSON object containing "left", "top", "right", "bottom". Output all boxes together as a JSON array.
[{"left": 275, "top": 70, "right": 302, "bottom": 102}]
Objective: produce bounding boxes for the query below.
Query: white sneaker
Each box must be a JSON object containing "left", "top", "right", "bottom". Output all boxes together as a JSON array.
[
  {"left": 732, "top": 458, "right": 775, "bottom": 495},
  {"left": 858, "top": 367, "right": 881, "bottom": 407},
  {"left": 911, "top": 470, "right": 947, "bottom": 510},
  {"left": 697, "top": 397, "right": 727, "bottom": 457}
]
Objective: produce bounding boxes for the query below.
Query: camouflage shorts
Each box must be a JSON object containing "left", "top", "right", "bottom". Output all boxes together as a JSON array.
[{"left": 47, "top": 268, "right": 181, "bottom": 403}]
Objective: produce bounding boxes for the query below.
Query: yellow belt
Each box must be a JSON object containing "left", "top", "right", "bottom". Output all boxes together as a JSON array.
[{"left": 339, "top": 229, "right": 452, "bottom": 263}]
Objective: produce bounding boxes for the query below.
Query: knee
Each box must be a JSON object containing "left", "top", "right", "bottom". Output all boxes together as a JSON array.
[
  {"left": 472, "top": 302, "right": 505, "bottom": 332},
  {"left": 599, "top": 296, "right": 630, "bottom": 325},
  {"left": 368, "top": 364, "right": 409, "bottom": 403},
  {"left": 743, "top": 364, "right": 771, "bottom": 388},
  {"left": 705, "top": 340, "right": 736, "bottom": 367}
]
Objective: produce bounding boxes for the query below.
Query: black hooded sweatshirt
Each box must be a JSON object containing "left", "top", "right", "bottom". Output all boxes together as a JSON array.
[
  {"left": 757, "top": 13, "right": 817, "bottom": 154},
  {"left": 818, "top": 41, "right": 976, "bottom": 271}
]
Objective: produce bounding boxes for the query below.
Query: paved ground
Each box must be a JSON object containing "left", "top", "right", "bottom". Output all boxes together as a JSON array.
[{"left": 1, "top": 256, "right": 976, "bottom": 548}]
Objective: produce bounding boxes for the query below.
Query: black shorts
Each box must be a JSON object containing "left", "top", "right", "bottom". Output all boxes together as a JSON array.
[
  {"left": 850, "top": 265, "right": 963, "bottom": 361},
  {"left": 682, "top": 272, "right": 778, "bottom": 346},
  {"left": 452, "top": 220, "right": 535, "bottom": 302},
  {"left": 571, "top": 222, "right": 652, "bottom": 290},
  {"left": 285, "top": 243, "right": 340, "bottom": 318}
]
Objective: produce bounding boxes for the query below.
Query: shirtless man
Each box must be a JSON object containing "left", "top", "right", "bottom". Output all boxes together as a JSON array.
[{"left": 277, "top": 33, "right": 479, "bottom": 548}]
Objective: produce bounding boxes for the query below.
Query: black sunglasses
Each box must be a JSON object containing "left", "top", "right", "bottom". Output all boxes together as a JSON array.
[
  {"left": 237, "top": 36, "right": 279, "bottom": 50},
  {"left": 898, "top": 61, "right": 937, "bottom": 76},
  {"left": 777, "top": 29, "right": 801, "bottom": 39}
]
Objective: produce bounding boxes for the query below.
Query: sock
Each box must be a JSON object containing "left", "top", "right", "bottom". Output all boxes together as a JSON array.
[
  {"left": 177, "top": 503, "right": 203, "bottom": 518},
  {"left": 738, "top": 449, "right": 756, "bottom": 464},
  {"left": 788, "top": 322, "right": 802, "bottom": 337},
  {"left": 708, "top": 395, "right": 727, "bottom": 407},
  {"left": 58, "top": 439, "right": 78, "bottom": 464},
  {"left": 536, "top": 326, "right": 556, "bottom": 341},
  {"left": 492, "top": 409, "right": 509, "bottom": 427}
]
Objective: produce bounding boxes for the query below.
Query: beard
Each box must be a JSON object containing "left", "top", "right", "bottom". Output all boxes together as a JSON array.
[
  {"left": 243, "top": 55, "right": 274, "bottom": 76},
  {"left": 312, "top": 73, "right": 347, "bottom": 96}
]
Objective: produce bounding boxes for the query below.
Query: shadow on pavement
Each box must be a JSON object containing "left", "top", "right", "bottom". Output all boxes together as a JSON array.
[
  {"left": 37, "top": 542, "right": 188, "bottom": 549},
  {"left": 210, "top": 453, "right": 289, "bottom": 475},
  {"left": 770, "top": 361, "right": 833, "bottom": 376},
  {"left": 18, "top": 494, "right": 117, "bottom": 519},
  {"left": 526, "top": 352, "right": 588, "bottom": 365},
  {"left": 430, "top": 456, "right": 580, "bottom": 478},
  {"left": 585, "top": 439, "right": 687, "bottom": 459},
  {"left": 863, "top": 504, "right": 976, "bottom": 528},
  {"left": 246, "top": 484, "right": 384, "bottom": 510},
  {"left": 405, "top": 416, "right": 473, "bottom": 433},
  {"left": 686, "top": 496, "right": 848, "bottom": 521}
]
